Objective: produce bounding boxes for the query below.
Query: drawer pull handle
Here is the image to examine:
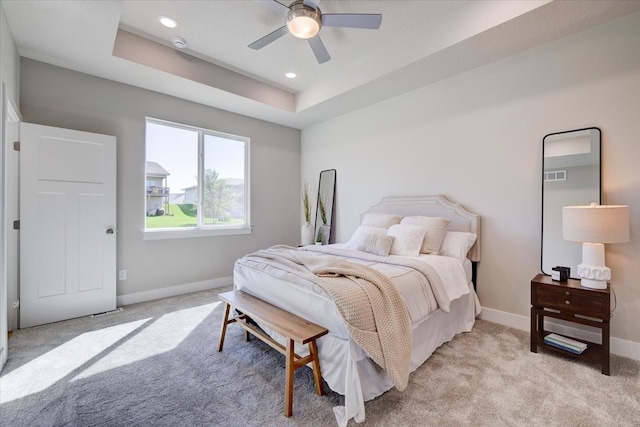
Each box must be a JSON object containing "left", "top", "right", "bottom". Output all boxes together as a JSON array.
[
  {"left": 565, "top": 300, "right": 571, "bottom": 305},
  {"left": 565, "top": 291, "right": 570, "bottom": 296}
]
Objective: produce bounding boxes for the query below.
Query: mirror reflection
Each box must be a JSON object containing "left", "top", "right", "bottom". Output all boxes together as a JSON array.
[
  {"left": 315, "top": 169, "right": 336, "bottom": 245},
  {"left": 542, "top": 128, "right": 601, "bottom": 277}
]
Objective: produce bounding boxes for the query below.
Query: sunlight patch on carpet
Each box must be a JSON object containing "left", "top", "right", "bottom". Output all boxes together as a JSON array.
[
  {"left": 71, "top": 302, "right": 220, "bottom": 381},
  {"left": 0, "top": 319, "right": 151, "bottom": 403}
]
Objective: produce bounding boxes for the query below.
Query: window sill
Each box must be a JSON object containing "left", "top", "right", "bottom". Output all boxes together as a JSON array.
[{"left": 143, "top": 226, "right": 253, "bottom": 241}]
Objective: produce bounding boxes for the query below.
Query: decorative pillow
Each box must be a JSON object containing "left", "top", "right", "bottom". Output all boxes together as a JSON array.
[
  {"left": 347, "top": 233, "right": 395, "bottom": 257},
  {"left": 439, "top": 231, "right": 477, "bottom": 262},
  {"left": 345, "top": 226, "right": 388, "bottom": 249},
  {"left": 386, "top": 224, "right": 427, "bottom": 257},
  {"left": 361, "top": 213, "right": 403, "bottom": 229},
  {"left": 400, "top": 216, "right": 451, "bottom": 254}
]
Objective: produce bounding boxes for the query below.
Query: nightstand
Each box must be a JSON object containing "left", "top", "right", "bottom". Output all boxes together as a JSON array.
[{"left": 530, "top": 273, "right": 610, "bottom": 375}]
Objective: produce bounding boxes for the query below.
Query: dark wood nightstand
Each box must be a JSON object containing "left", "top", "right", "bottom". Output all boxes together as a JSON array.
[{"left": 530, "top": 273, "right": 610, "bottom": 375}]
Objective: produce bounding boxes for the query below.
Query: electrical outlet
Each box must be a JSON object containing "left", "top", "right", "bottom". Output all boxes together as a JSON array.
[{"left": 118, "top": 270, "right": 127, "bottom": 281}]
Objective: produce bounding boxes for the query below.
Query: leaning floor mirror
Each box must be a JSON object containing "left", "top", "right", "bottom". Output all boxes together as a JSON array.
[
  {"left": 541, "top": 127, "right": 601, "bottom": 278},
  {"left": 315, "top": 169, "right": 336, "bottom": 245}
]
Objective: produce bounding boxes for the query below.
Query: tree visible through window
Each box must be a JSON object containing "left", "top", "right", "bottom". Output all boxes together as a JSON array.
[{"left": 145, "top": 118, "right": 249, "bottom": 232}]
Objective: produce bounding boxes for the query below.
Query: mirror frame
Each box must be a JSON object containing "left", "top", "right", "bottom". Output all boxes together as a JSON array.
[
  {"left": 314, "top": 169, "right": 336, "bottom": 245},
  {"left": 541, "top": 127, "right": 601, "bottom": 277}
]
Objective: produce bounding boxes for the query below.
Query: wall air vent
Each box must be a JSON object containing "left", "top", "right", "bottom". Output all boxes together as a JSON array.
[{"left": 544, "top": 170, "right": 567, "bottom": 182}]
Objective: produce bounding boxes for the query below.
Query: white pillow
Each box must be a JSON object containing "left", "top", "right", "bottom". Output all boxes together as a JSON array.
[
  {"left": 386, "top": 224, "right": 427, "bottom": 257},
  {"left": 400, "top": 216, "right": 451, "bottom": 254},
  {"left": 345, "top": 226, "right": 387, "bottom": 248},
  {"left": 347, "top": 233, "right": 395, "bottom": 257},
  {"left": 361, "top": 213, "right": 403, "bottom": 229},
  {"left": 439, "top": 231, "right": 477, "bottom": 262}
]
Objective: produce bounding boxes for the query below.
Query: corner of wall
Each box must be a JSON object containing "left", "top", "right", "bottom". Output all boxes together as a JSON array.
[{"left": 1, "top": 1, "right": 20, "bottom": 108}]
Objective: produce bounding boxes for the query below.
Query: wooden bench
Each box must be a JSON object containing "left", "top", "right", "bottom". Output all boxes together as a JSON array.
[{"left": 217, "top": 290, "right": 328, "bottom": 417}]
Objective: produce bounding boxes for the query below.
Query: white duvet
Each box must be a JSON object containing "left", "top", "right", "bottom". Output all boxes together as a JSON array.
[{"left": 302, "top": 244, "right": 471, "bottom": 319}]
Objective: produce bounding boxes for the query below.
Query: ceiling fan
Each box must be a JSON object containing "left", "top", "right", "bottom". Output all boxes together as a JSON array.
[{"left": 249, "top": 0, "right": 383, "bottom": 64}]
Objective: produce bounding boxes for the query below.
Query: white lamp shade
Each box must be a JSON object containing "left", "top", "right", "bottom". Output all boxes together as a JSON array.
[{"left": 562, "top": 204, "right": 629, "bottom": 243}]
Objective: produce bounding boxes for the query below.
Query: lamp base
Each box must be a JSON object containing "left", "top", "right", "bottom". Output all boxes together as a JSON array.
[
  {"left": 579, "top": 277, "right": 608, "bottom": 290},
  {"left": 577, "top": 242, "right": 611, "bottom": 289},
  {"left": 577, "top": 262, "right": 610, "bottom": 289}
]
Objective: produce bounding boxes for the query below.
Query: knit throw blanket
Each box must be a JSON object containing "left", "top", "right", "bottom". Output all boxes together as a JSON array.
[{"left": 242, "top": 245, "right": 413, "bottom": 391}]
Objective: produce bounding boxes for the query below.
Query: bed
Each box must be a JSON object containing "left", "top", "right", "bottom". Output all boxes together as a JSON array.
[{"left": 233, "top": 195, "right": 481, "bottom": 426}]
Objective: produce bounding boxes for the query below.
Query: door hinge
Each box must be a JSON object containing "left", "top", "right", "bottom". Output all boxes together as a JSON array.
[
  {"left": 13, "top": 220, "right": 20, "bottom": 230},
  {"left": 13, "top": 300, "right": 20, "bottom": 309},
  {"left": 13, "top": 141, "right": 20, "bottom": 151}
]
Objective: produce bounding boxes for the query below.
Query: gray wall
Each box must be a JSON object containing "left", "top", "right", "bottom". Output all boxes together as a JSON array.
[
  {"left": 301, "top": 12, "right": 640, "bottom": 345},
  {"left": 20, "top": 59, "right": 301, "bottom": 300}
]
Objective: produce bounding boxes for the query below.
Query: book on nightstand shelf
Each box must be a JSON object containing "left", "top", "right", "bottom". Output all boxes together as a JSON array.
[{"left": 543, "top": 333, "right": 587, "bottom": 354}]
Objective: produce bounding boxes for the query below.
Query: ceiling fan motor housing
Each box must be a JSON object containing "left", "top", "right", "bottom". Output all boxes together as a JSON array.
[
  {"left": 286, "top": 1, "right": 322, "bottom": 39},
  {"left": 248, "top": 0, "right": 382, "bottom": 64}
]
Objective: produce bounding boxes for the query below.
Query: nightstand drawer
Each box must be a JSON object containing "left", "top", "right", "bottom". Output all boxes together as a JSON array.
[{"left": 535, "top": 288, "right": 604, "bottom": 316}]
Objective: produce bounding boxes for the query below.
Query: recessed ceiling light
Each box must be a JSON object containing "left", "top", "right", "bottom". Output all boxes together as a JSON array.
[
  {"left": 285, "top": 72, "right": 297, "bottom": 79},
  {"left": 158, "top": 16, "right": 177, "bottom": 28}
]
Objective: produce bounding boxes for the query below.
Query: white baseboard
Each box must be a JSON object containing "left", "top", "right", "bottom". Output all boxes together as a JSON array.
[
  {"left": 117, "top": 277, "right": 232, "bottom": 307},
  {"left": 478, "top": 307, "right": 640, "bottom": 362}
]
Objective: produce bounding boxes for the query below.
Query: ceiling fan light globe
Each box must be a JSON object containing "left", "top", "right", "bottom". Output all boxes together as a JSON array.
[
  {"left": 288, "top": 16, "right": 320, "bottom": 38},
  {"left": 286, "top": 6, "right": 321, "bottom": 39}
]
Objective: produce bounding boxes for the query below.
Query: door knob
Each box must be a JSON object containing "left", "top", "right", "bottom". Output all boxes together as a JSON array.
[{"left": 106, "top": 228, "right": 114, "bottom": 235}]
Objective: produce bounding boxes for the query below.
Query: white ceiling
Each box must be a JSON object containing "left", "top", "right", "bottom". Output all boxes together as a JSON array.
[{"left": 4, "top": 0, "right": 640, "bottom": 129}]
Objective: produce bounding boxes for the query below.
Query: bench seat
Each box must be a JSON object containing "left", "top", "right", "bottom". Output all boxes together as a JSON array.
[{"left": 217, "top": 290, "right": 328, "bottom": 417}]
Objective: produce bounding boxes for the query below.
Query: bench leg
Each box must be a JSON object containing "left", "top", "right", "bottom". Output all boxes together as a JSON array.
[
  {"left": 285, "top": 338, "right": 295, "bottom": 417},
  {"left": 217, "top": 302, "right": 231, "bottom": 352},
  {"left": 308, "top": 339, "right": 324, "bottom": 396}
]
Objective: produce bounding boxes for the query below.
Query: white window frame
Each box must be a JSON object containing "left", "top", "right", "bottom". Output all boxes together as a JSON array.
[{"left": 143, "top": 117, "right": 251, "bottom": 240}]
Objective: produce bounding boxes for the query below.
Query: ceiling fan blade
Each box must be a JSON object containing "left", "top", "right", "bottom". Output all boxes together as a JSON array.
[
  {"left": 248, "top": 25, "right": 289, "bottom": 50},
  {"left": 322, "top": 13, "right": 382, "bottom": 29},
  {"left": 303, "top": 0, "right": 321, "bottom": 8},
  {"left": 254, "top": 0, "right": 290, "bottom": 13},
  {"left": 308, "top": 35, "right": 330, "bottom": 64}
]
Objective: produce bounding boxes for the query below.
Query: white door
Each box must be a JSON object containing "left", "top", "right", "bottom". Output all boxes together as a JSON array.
[{"left": 20, "top": 123, "right": 116, "bottom": 328}]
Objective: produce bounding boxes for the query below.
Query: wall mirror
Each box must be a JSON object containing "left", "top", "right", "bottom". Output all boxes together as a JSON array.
[
  {"left": 315, "top": 169, "right": 336, "bottom": 244},
  {"left": 542, "top": 127, "right": 601, "bottom": 277}
]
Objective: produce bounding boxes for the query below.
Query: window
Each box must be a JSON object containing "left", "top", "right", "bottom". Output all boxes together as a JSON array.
[{"left": 144, "top": 118, "right": 250, "bottom": 239}]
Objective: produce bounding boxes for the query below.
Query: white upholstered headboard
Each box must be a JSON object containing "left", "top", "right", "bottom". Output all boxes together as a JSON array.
[{"left": 361, "top": 195, "right": 480, "bottom": 262}]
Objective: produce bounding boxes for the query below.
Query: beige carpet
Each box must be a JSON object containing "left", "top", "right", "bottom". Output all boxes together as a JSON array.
[{"left": 1, "top": 287, "right": 638, "bottom": 426}]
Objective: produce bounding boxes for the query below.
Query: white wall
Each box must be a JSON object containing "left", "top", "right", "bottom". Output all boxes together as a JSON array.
[
  {"left": 302, "top": 12, "right": 640, "bottom": 345},
  {"left": 20, "top": 59, "right": 301, "bottom": 301}
]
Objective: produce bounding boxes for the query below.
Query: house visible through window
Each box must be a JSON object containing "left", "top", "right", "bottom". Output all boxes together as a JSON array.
[{"left": 145, "top": 118, "right": 250, "bottom": 236}]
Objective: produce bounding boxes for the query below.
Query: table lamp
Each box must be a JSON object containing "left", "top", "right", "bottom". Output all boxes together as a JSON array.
[{"left": 562, "top": 203, "right": 629, "bottom": 289}]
